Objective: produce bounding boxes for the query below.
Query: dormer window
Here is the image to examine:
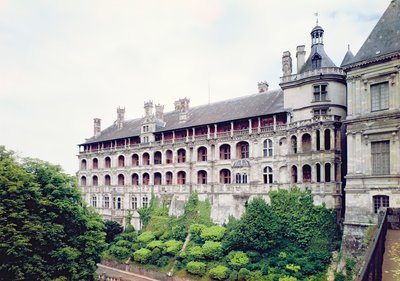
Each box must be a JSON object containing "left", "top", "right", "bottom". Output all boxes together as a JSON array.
[
  {"left": 311, "top": 54, "right": 322, "bottom": 69},
  {"left": 313, "top": 84, "right": 327, "bottom": 102}
]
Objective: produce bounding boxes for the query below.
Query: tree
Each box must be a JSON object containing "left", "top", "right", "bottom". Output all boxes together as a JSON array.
[
  {"left": 104, "top": 220, "right": 123, "bottom": 243},
  {"left": 0, "top": 147, "right": 106, "bottom": 281}
]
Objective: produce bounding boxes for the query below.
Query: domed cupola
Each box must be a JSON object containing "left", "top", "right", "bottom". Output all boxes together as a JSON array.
[{"left": 311, "top": 25, "right": 324, "bottom": 46}]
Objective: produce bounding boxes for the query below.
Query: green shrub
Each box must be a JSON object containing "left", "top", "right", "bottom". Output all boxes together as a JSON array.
[
  {"left": 209, "top": 265, "right": 230, "bottom": 280},
  {"left": 286, "top": 264, "right": 300, "bottom": 273},
  {"left": 201, "top": 225, "right": 226, "bottom": 241},
  {"left": 147, "top": 240, "right": 164, "bottom": 250},
  {"left": 137, "top": 231, "right": 155, "bottom": 244},
  {"left": 149, "top": 248, "right": 162, "bottom": 264},
  {"left": 202, "top": 241, "right": 223, "bottom": 259},
  {"left": 334, "top": 273, "right": 345, "bottom": 281},
  {"left": 109, "top": 245, "right": 130, "bottom": 261},
  {"left": 187, "top": 261, "right": 207, "bottom": 276},
  {"left": 115, "top": 240, "right": 132, "bottom": 248},
  {"left": 164, "top": 239, "right": 183, "bottom": 255},
  {"left": 133, "top": 248, "right": 152, "bottom": 263},
  {"left": 190, "top": 223, "right": 207, "bottom": 235},
  {"left": 229, "top": 251, "right": 250, "bottom": 270},
  {"left": 189, "top": 246, "right": 204, "bottom": 260},
  {"left": 238, "top": 268, "right": 251, "bottom": 280},
  {"left": 228, "top": 270, "right": 238, "bottom": 281},
  {"left": 125, "top": 224, "right": 135, "bottom": 233},
  {"left": 279, "top": 276, "right": 297, "bottom": 281},
  {"left": 156, "top": 256, "right": 170, "bottom": 267}
]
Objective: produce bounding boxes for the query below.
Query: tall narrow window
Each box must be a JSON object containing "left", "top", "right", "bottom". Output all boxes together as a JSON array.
[
  {"left": 154, "top": 172, "right": 162, "bottom": 185},
  {"left": 302, "top": 165, "right": 311, "bottom": 183},
  {"left": 291, "top": 166, "right": 298, "bottom": 183},
  {"left": 143, "top": 173, "right": 150, "bottom": 185},
  {"left": 81, "top": 176, "right": 87, "bottom": 186},
  {"left": 198, "top": 147, "right": 207, "bottom": 161},
  {"left": 313, "top": 84, "right": 327, "bottom": 101},
  {"left": 316, "top": 163, "right": 321, "bottom": 182},
  {"left": 197, "top": 170, "right": 207, "bottom": 184},
  {"left": 132, "top": 197, "right": 138, "bottom": 210},
  {"left": 143, "top": 153, "right": 150, "bottom": 166},
  {"left": 235, "top": 173, "right": 242, "bottom": 184},
  {"left": 242, "top": 174, "right": 248, "bottom": 184},
  {"left": 105, "top": 157, "right": 111, "bottom": 169},
  {"left": 263, "top": 139, "right": 273, "bottom": 157},
  {"left": 316, "top": 130, "right": 321, "bottom": 151},
  {"left": 166, "top": 150, "right": 173, "bottom": 164},
  {"left": 92, "top": 175, "right": 98, "bottom": 186},
  {"left": 371, "top": 82, "right": 389, "bottom": 111},
  {"left": 372, "top": 141, "right": 390, "bottom": 175},
  {"left": 118, "top": 155, "right": 125, "bottom": 167},
  {"left": 301, "top": 134, "right": 312, "bottom": 153},
  {"left": 81, "top": 159, "right": 87, "bottom": 170},
  {"left": 105, "top": 175, "right": 111, "bottom": 186},
  {"left": 237, "top": 142, "right": 249, "bottom": 159},
  {"left": 92, "top": 158, "right": 98, "bottom": 169},
  {"left": 324, "top": 130, "right": 331, "bottom": 150},
  {"left": 166, "top": 172, "right": 173, "bottom": 185},
  {"left": 325, "top": 163, "right": 331, "bottom": 182},
  {"left": 118, "top": 174, "right": 125, "bottom": 186},
  {"left": 143, "top": 196, "right": 149, "bottom": 208},
  {"left": 373, "top": 195, "right": 389, "bottom": 213},
  {"left": 311, "top": 54, "right": 322, "bottom": 69},
  {"left": 132, "top": 154, "right": 139, "bottom": 166},
  {"left": 92, "top": 196, "right": 97, "bottom": 207},
  {"left": 154, "top": 151, "right": 162, "bottom": 165},
  {"left": 263, "top": 167, "right": 273, "bottom": 184},
  {"left": 117, "top": 197, "right": 122, "bottom": 209},
  {"left": 220, "top": 169, "right": 231, "bottom": 184},
  {"left": 132, "top": 173, "right": 139, "bottom": 185},
  {"left": 177, "top": 149, "right": 186, "bottom": 163},
  {"left": 220, "top": 144, "right": 231, "bottom": 160},
  {"left": 291, "top": 136, "right": 297, "bottom": 154},
  {"left": 177, "top": 171, "right": 186, "bottom": 184},
  {"left": 104, "top": 196, "right": 110, "bottom": 208}
]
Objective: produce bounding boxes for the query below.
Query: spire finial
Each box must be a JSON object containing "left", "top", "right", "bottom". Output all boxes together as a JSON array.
[
  {"left": 348, "top": 44, "right": 350, "bottom": 51},
  {"left": 314, "top": 12, "right": 319, "bottom": 25}
]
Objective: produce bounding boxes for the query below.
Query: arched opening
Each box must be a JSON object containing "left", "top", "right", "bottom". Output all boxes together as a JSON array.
[
  {"left": 235, "top": 173, "right": 242, "bottom": 184},
  {"left": 118, "top": 174, "right": 125, "bottom": 186},
  {"left": 92, "top": 175, "right": 98, "bottom": 186},
  {"left": 198, "top": 147, "right": 207, "bottom": 161},
  {"left": 132, "top": 154, "right": 139, "bottom": 166},
  {"left": 291, "top": 136, "right": 297, "bottom": 154},
  {"left": 154, "top": 172, "right": 162, "bottom": 185},
  {"left": 143, "top": 153, "right": 150, "bottom": 166},
  {"left": 118, "top": 155, "right": 125, "bottom": 167},
  {"left": 105, "top": 157, "right": 111, "bottom": 169},
  {"left": 301, "top": 134, "right": 312, "bottom": 153},
  {"left": 220, "top": 144, "right": 231, "bottom": 160},
  {"left": 279, "top": 166, "right": 287, "bottom": 183},
  {"left": 143, "top": 173, "right": 150, "bottom": 185},
  {"left": 166, "top": 172, "right": 173, "bottom": 185},
  {"left": 316, "top": 130, "right": 321, "bottom": 151},
  {"left": 177, "top": 171, "right": 186, "bottom": 184},
  {"left": 177, "top": 149, "right": 186, "bottom": 163},
  {"left": 154, "top": 151, "right": 162, "bottom": 165},
  {"left": 325, "top": 163, "right": 331, "bottom": 182},
  {"left": 263, "top": 166, "right": 273, "bottom": 184},
  {"left": 279, "top": 137, "right": 287, "bottom": 156},
  {"left": 166, "top": 150, "right": 173, "bottom": 164},
  {"left": 291, "top": 166, "right": 298, "bottom": 183},
  {"left": 220, "top": 169, "right": 231, "bottom": 184},
  {"left": 316, "top": 163, "right": 321, "bottom": 182},
  {"left": 197, "top": 170, "right": 207, "bottom": 184},
  {"left": 131, "top": 173, "right": 139, "bottom": 185},
  {"left": 81, "top": 159, "right": 87, "bottom": 170},
  {"left": 302, "top": 165, "right": 311, "bottom": 183},
  {"left": 263, "top": 139, "right": 273, "bottom": 157},
  {"left": 324, "top": 129, "right": 331, "bottom": 150},
  {"left": 242, "top": 173, "right": 248, "bottom": 184},
  {"left": 92, "top": 158, "right": 98, "bottom": 169},
  {"left": 236, "top": 141, "right": 249, "bottom": 159},
  {"left": 80, "top": 176, "right": 87, "bottom": 186},
  {"left": 104, "top": 175, "right": 111, "bottom": 186}
]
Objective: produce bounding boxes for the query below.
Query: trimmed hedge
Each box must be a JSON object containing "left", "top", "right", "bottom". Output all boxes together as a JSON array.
[
  {"left": 201, "top": 226, "right": 226, "bottom": 241},
  {"left": 164, "top": 239, "right": 183, "bottom": 255},
  {"left": 209, "top": 265, "right": 229, "bottom": 280},
  {"left": 187, "top": 261, "right": 207, "bottom": 276},
  {"left": 202, "top": 241, "right": 223, "bottom": 259},
  {"left": 133, "top": 248, "right": 152, "bottom": 263}
]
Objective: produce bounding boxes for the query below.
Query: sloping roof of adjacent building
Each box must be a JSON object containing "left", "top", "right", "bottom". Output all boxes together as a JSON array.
[
  {"left": 340, "top": 48, "right": 355, "bottom": 67},
  {"left": 344, "top": 0, "right": 400, "bottom": 66},
  {"left": 82, "top": 89, "right": 285, "bottom": 144}
]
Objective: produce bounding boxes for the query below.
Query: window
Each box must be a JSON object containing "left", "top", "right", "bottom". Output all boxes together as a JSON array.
[
  {"left": 313, "top": 84, "right": 327, "bottom": 101},
  {"left": 154, "top": 172, "right": 162, "bottom": 185},
  {"left": 198, "top": 147, "right": 207, "bottom": 161},
  {"left": 220, "top": 169, "right": 231, "bottom": 184},
  {"left": 118, "top": 174, "right": 125, "bottom": 186},
  {"left": 143, "top": 153, "right": 150, "bottom": 165},
  {"left": 104, "top": 196, "right": 110, "bottom": 208},
  {"left": 242, "top": 174, "right": 248, "bottom": 184},
  {"left": 132, "top": 154, "right": 139, "bottom": 166},
  {"left": 92, "top": 158, "right": 98, "bottom": 169},
  {"left": 116, "top": 197, "right": 122, "bottom": 209},
  {"left": 132, "top": 174, "right": 139, "bottom": 185},
  {"left": 325, "top": 163, "right": 331, "bottom": 182},
  {"left": 92, "top": 175, "right": 98, "bottom": 186},
  {"left": 303, "top": 165, "right": 311, "bottom": 183},
  {"left": 118, "top": 155, "right": 125, "bottom": 167},
  {"left": 291, "top": 136, "right": 297, "bottom": 154},
  {"left": 316, "top": 163, "right": 321, "bottom": 182},
  {"left": 373, "top": 195, "right": 389, "bottom": 213},
  {"left": 220, "top": 144, "right": 231, "bottom": 160},
  {"left": 154, "top": 151, "right": 162, "bottom": 165},
  {"left": 291, "top": 166, "right": 298, "bottom": 183},
  {"left": 372, "top": 141, "right": 390, "bottom": 175},
  {"left": 263, "top": 139, "right": 273, "bottom": 157},
  {"left": 81, "top": 159, "right": 87, "bottom": 170},
  {"left": 324, "top": 129, "right": 331, "bottom": 150},
  {"left": 301, "top": 134, "right": 312, "bottom": 153},
  {"left": 105, "top": 157, "right": 111, "bottom": 168},
  {"left": 312, "top": 54, "right": 322, "bottom": 69},
  {"left": 177, "top": 149, "right": 186, "bottom": 163},
  {"left": 314, "top": 108, "right": 328, "bottom": 116},
  {"left": 235, "top": 173, "right": 242, "bottom": 184},
  {"left": 166, "top": 150, "right": 173, "bottom": 164},
  {"left": 143, "top": 196, "right": 149, "bottom": 208},
  {"left": 371, "top": 82, "right": 389, "bottom": 111},
  {"left": 263, "top": 167, "right": 273, "bottom": 184},
  {"left": 197, "top": 170, "right": 207, "bottom": 184},
  {"left": 316, "top": 130, "right": 321, "bottom": 151},
  {"left": 143, "top": 173, "right": 150, "bottom": 185},
  {"left": 105, "top": 175, "right": 111, "bottom": 186},
  {"left": 80, "top": 176, "right": 87, "bottom": 186},
  {"left": 132, "top": 197, "right": 138, "bottom": 210},
  {"left": 177, "top": 171, "right": 186, "bottom": 184},
  {"left": 166, "top": 172, "right": 173, "bottom": 185},
  {"left": 237, "top": 142, "right": 249, "bottom": 159},
  {"left": 91, "top": 196, "right": 97, "bottom": 207}
]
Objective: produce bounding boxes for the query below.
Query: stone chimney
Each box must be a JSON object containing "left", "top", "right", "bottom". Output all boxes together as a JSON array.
[
  {"left": 116, "top": 107, "right": 125, "bottom": 129},
  {"left": 296, "top": 45, "right": 306, "bottom": 73},
  {"left": 258, "top": 81, "right": 269, "bottom": 93},
  {"left": 93, "top": 118, "right": 101, "bottom": 137},
  {"left": 174, "top": 98, "right": 190, "bottom": 112},
  {"left": 282, "top": 51, "right": 292, "bottom": 76},
  {"left": 155, "top": 104, "right": 164, "bottom": 120},
  {"left": 144, "top": 101, "right": 153, "bottom": 117}
]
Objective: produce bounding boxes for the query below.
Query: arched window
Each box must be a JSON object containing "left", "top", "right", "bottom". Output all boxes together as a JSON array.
[
  {"left": 166, "top": 150, "right": 173, "bottom": 164},
  {"left": 166, "top": 172, "right": 173, "bottom": 185},
  {"left": 154, "top": 172, "right": 162, "bottom": 185},
  {"left": 291, "top": 136, "right": 297, "bottom": 154},
  {"left": 143, "top": 153, "right": 150, "bottom": 166},
  {"left": 132, "top": 197, "right": 138, "bottom": 210},
  {"left": 220, "top": 144, "right": 231, "bottom": 160},
  {"left": 237, "top": 141, "right": 249, "bottom": 159},
  {"left": 263, "top": 139, "right": 273, "bottom": 157},
  {"left": 177, "top": 171, "right": 186, "bottom": 184},
  {"left": 131, "top": 173, "right": 139, "bottom": 185},
  {"left": 132, "top": 154, "right": 139, "bottom": 166},
  {"left": 118, "top": 155, "right": 125, "bottom": 167},
  {"left": 373, "top": 195, "right": 389, "bottom": 213},
  {"left": 105, "top": 175, "right": 111, "bottom": 186},
  {"left": 154, "top": 151, "right": 162, "bottom": 165},
  {"left": 91, "top": 196, "right": 97, "bottom": 207},
  {"left": 312, "top": 53, "right": 322, "bottom": 69},
  {"left": 92, "top": 175, "right": 98, "bottom": 186},
  {"left": 324, "top": 129, "right": 331, "bottom": 150},
  {"left": 80, "top": 176, "right": 87, "bottom": 186},
  {"left": 81, "top": 159, "right": 87, "bottom": 170},
  {"left": 177, "top": 149, "right": 186, "bottom": 163},
  {"left": 325, "top": 163, "right": 331, "bottom": 182},
  {"left": 316, "top": 130, "right": 321, "bottom": 151},
  {"left": 142, "top": 196, "right": 149, "bottom": 208},
  {"left": 198, "top": 147, "right": 207, "bottom": 161},
  {"left": 316, "top": 163, "right": 321, "bottom": 182},
  {"left": 235, "top": 173, "right": 242, "bottom": 184},
  {"left": 220, "top": 169, "right": 231, "bottom": 184},
  {"left": 303, "top": 165, "right": 311, "bottom": 183},
  {"left": 92, "top": 158, "right": 98, "bottom": 169},
  {"left": 143, "top": 173, "right": 150, "bottom": 185},
  {"left": 197, "top": 170, "right": 207, "bottom": 184},
  {"left": 263, "top": 167, "right": 273, "bottom": 184},
  {"left": 242, "top": 173, "right": 248, "bottom": 184},
  {"left": 291, "top": 166, "right": 298, "bottom": 183},
  {"left": 302, "top": 134, "right": 312, "bottom": 153},
  {"left": 105, "top": 157, "right": 111, "bottom": 169},
  {"left": 118, "top": 174, "right": 125, "bottom": 186}
]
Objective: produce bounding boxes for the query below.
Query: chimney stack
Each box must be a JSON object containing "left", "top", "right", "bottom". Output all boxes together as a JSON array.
[
  {"left": 155, "top": 104, "right": 164, "bottom": 120},
  {"left": 144, "top": 101, "right": 153, "bottom": 117},
  {"left": 174, "top": 98, "right": 190, "bottom": 112},
  {"left": 94, "top": 118, "right": 101, "bottom": 137},
  {"left": 282, "top": 51, "right": 292, "bottom": 76},
  {"left": 296, "top": 45, "right": 306, "bottom": 73},
  {"left": 257, "top": 81, "right": 269, "bottom": 93},
  {"left": 116, "top": 107, "right": 125, "bottom": 129}
]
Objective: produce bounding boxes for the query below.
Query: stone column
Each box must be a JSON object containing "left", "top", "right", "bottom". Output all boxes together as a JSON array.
[
  {"left": 311, "top": 130, "right": 317, "bottom": 151},
  {"left": 273, "top": 115, "right": 277, "bottom": 131},
  {"left": 230, "top": 122, "right": 234, "bottom": 137},
  {"left": 311, "top": 164, "right": 317, "bottom": 182},
  {"left": 258, "top": 117, "right": 261, "bottom": 133},
  {"left": 192, "top": 128, "right": 195, "bottom": 141},
  {"left": 207, "top": 125, "right": 210, "bottom": 139},
  {"left": 249, "top": 119, "right": 252, "bottom": 134},
  {"left": 186, "top": 129, "right": 189, "bottom": 142},
  {"left": 172, "top": 131, "right": 175, "bottom": 144},
  {"left": 330, "top": 129, "right": 335, "bottom": 151},
  {"left": 214, "top": 124, "right": 217, "bottom": 138}
]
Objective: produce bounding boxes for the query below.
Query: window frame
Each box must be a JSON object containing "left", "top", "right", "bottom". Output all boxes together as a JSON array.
[
  {"left": 313, "top": 84, "right": 328, "bottom": 102},
  {"left": 371, "top": 82, "right": 389, "bottom": 112},
  {"left": 371, "top": 140, "right": 390, "bottom": 175}
]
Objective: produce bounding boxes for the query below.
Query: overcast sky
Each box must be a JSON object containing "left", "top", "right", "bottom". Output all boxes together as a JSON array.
[{"left": 0, "top": 0, "right": 390, "bottom": 175}]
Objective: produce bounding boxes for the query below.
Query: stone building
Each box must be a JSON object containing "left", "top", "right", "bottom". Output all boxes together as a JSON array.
[
  {"left": 341, "top": 0, "right": 400, "bottom": 252},
  {"left": 77, "top": 24, "right": 347, "bottom": 229}
]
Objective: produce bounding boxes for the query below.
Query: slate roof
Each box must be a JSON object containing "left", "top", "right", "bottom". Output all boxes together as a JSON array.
[
  {"left": 83, "top": 89, "right": 285, "bottom": 145},
  {"left": 340, "top": 48, "right": 354, "bottom": 67},
  {"left": 344, "top": 0, "right": 400, "bottom": 66}
]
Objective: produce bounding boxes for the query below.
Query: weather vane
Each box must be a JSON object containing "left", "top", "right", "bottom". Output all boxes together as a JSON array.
[{"left": 314, "top": 12, "right": 319, "bottom": 25}]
